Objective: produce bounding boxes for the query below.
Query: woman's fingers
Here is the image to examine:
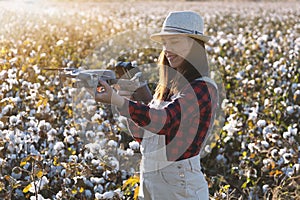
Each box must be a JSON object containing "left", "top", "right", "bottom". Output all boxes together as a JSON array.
[
  {"left": 117, "top": 90, "right": 134, "bottom": 99},
  {"left": 98, "top": 79, "right": 111, "bottom": 92},
  {"left": 116, "top": 79, "right": 140, "bottom": 91},
  {"left": 95, "top": 79, "right": 113, "bottom": 103},
  {"left": 117, "top": 90, "right": 133, "bottom": 96},
  {"left": 95, "top": 79, "right": 125, "bottom": 107}
]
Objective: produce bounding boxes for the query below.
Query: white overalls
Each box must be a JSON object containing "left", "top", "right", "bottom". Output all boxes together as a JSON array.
[{"left": 137, "top": 77, "right": 217, "bottom": 200}]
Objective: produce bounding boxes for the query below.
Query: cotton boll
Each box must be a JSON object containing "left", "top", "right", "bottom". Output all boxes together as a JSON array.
[
  {"left": 91, "top": 159, "right": 100, "bottom": 166},
  {"left": 32, "top": 177, "right": 49, "bottom": 193},
  {"left": 260, "top": 141, "right": 269, "bottom": 149},
  {"left": 84, "top": 152, "right": 93, "bottom": 160},
  {"left": 31, "top": 134, "right": 40, "bottom": 144},
  {"left": 85, "top": 143, "right": 103, "bottom": 155},
  {"left": 65, "top": 135, "right": 75, "bottom": 144},
  {"left": 30, "top": 194, "right": 50, "bottom": 200},
  {"left": 278, "top": 148, "right": 287, "bottom": 157},
  {"left": 86, "top": 131, "right": 96, "bottom": 139},
  {"left": 83, "top": 178, "right": 94, "bottom": 188},
  {"left": 56, "top": 39, "right": 64, "bottom": 46},
  {"left": 96, "top": 131, "right": 105, "bottom": 138},
  {"left": 246, "top": 64, "right": 253, "bottom": 71},
  {"left": 281, "top": 166, "right": 295, "bottom": 177},
  {"left": 221, "top": 99, "right": 230, "bottom": 110},
  {"left": 248, "top": 111, "right": 258, "bottom": 121},
  {"left": 98, "top": 191, "right": 114, "bottom": 199},
  {"left": 11, "top": 168, "right": 22, "bottom": 179},
  {"left": 117, "top": 149, "right": 126, "bottom": 156},
  {"left": 288, "top": 125, "right": 298, "bottom": 136},
  {"left": 45, "top": 90, "right": 54, "bottom": 101},
  {"left": 47, "top": 128, "right": 58, "bottom": 138},
  {"left": 28, "top": 119, "right": 38, "bottom": 128},
  {"left": 55, "top": 191, "right": 62, "bottom": 199},
  {"left": 293, "top": 164, "right": 300, "bottom": 174},
  {"left": 9, "top": 115, "right": 18, "bottom": 125},
  {"left": 102, "top": 170, "right": 112, "bottom": 180},
  {"left": 91, "top": 113, "right": 101, "bottom": 122},
  {"left": 108, "top": 157, "right": 119, "bottom": 170},
  {"left": 38, "top": 120, "right": 52, "bottom": 131},
  {"left": 262, "top": 184, "right": 269, "bottom": 193},
  {"left": 276, "top": 154, "right": 284, "bottom": 166},
  {"left": 114, "top": 188, "right": 122, "bottom": 198},
  {"left": 222, "top": 114, "right": 241, "bottom": 136},
  {"left": 6, "top": 130, "right": 16, "bottom": 141},
  {"left": 1, "top": 105, "right": 13, "bottom": 115},
  {"left": 120, "top": 170, "right": 127, "bottom": 180},
  {"left": 129, "top": 141, "right": 139, "bottom": 150},
  {"left": 60, "top": 169, "right": 67, "bottom": 177},
  {"left": 37, "top": 75, "right": 46, "bottom": 82},
  {"left": 68, "top": 155, "right": 78, "bottom": 163},
  {"left": 107, "top": 140, "right": 118, "bottom": 147},
  {"left": 0, "top": 70, "right": 7, "bottom": 79},
  {"left": 257, "top": 120, "right": 266, "bottom": 128},
  {"left": 283, "top": 131, "right": 291, "bottom": 139},
  {"left": 223, "top": 136, "right": 231, "bottom": 143},
  {"left": 204, "top": 145, "right": 212, "bottom": 154},
  {"left": 32, "top": 65, "right": 41, "bottom": 74},
  {"left": 53, "top": 142, "right": 65, "bottom": 154},
  {"left": 286, "top": 106, "right": 294, "bottom": 115},
  {"left": 115, "top": 134, "right": 122, "bottom": 141},
  {"left": 85, "top": 190, "right": 92, "bottom": 199},
  {"left": 126, "top": 149, "right": 134, "bottom": 156},
  {"left": 235, "top": 71, "right": 244, "bottom": 80},
  {"left": 69, "top": 127, "right": 77, "bottom": 136},
  {"left": 218, "top": 56, "right": 226, "bottom": 66},
  {"left": 117, "top": 116, "right": 127, "bottom": 129},
  {"left": 283, "top": 153, "right": 293, "bottom": 164},
  {"left": 91, "top": 177, "right": 105, "bottom": 184},
  {"left": 262, "top": 158, "right": 270, "bottom": 167},
  {"left": 248, "top": 79, "right": 255, "bottom": 85},
  {"left": 246, "top": 168, "right": 257, "bottom": 178},
  {"left": 274, "top": 87, "right": 282, "bottom": 94},
  {"left": 87, "top": 105, "right": 97, "bottom": 114},
  {"left": 270, "top": 149, "right": 279, "bottom": 159},
  {"left": 94, "top": 185, "right": 104, "bottom": 194}
]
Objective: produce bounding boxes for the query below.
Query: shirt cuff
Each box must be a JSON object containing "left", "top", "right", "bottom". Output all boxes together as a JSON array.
[{"left": 117, "top": 98, "right": 132, "bottom": 118}]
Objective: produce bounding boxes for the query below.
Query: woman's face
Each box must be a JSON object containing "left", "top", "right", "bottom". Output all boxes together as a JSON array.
[{"left": 162, "top": 36, "right": 194, "bottom": 69}]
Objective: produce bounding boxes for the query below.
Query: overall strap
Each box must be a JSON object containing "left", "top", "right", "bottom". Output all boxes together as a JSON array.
[
  {"left": 195, "top": 76, "right": 218, "bottom": 92},
  {"left": 195, "top": 77, "right": 220, "bottom": 158}
]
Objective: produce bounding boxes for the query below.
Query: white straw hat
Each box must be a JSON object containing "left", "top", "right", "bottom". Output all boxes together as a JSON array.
[{"left": 150, "top": 11, "right": 210, "bottom": 43}]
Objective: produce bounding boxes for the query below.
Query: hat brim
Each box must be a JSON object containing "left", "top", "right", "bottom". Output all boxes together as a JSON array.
[{"left": 150, "top": 32, "right": 211, "bottom": 43}]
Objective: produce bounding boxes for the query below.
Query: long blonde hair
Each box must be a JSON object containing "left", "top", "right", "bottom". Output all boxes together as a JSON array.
[{"left": 154, "top": 39, "right": 209, "bottom": 101}]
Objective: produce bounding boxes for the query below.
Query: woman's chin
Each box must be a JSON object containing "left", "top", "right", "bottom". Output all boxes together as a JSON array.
[{"left": 170, "top": 61, "right": 182, "bottom": 69}]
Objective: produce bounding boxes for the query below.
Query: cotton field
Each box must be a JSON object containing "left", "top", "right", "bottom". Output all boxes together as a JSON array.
[{"left": 0, "top": 1, "right": 299, "bottom": 199}]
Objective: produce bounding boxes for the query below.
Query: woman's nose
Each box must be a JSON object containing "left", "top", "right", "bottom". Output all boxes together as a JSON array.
[
  {"left": 163, "top": 44, "right": 175, "bottom": 54},
  {"left": 164, "top": 50, "right": 172, "bottom": 57}
]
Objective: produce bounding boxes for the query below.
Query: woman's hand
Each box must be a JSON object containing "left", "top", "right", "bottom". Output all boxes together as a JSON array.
[
  {"left": 95, "top": 80, "right": 125, "bottom": 108},
  {"left": 114, "top": 79, "right": 140, "bottom": 99},
  {"left": 115, "top": 79, "right": 152, "bottom": 103}
]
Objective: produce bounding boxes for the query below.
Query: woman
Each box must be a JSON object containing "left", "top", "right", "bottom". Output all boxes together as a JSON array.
[{"left": 95, "top": 11, "right": 218, "bottom": 200}]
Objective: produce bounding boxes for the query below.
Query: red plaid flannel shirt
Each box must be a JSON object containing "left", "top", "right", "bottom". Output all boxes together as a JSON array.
[{"left": 119, "top": 79, "right": 218, "bottom": 161}]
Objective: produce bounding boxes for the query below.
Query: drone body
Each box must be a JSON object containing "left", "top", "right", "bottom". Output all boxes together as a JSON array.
[{"left": 43, "top": 62, "right": 152, "bottom": 103}]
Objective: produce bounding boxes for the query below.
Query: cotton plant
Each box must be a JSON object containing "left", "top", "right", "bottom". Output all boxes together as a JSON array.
[{"left": 0, "top": 2, "right": 299, "bottom": 199}]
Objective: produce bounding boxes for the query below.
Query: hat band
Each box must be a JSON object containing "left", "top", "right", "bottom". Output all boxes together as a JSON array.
[{"left": 163, "top": 25, "right": 203, "bottom": 35}]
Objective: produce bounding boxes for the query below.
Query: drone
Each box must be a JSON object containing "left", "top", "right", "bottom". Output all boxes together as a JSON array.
[
  {"left": 43, "top": 62, "right": 152, "bottom": 102},
  {"left": 44, "top": 62, "right": 143, "bottom": 88}
]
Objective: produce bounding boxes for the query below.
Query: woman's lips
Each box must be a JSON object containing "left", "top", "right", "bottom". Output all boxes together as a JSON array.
[{"left": 166, "top": 53, "right": 177, "bottom": 62}]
